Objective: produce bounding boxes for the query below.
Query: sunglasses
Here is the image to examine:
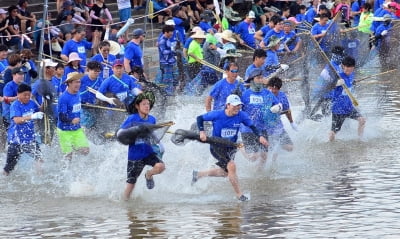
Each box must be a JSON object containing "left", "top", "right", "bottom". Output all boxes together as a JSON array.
[{"left": 230, "top": 69, "right": 239, "bottom": 73}]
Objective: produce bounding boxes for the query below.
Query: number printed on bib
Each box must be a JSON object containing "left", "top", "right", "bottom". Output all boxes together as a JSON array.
[
  {"left": 250, "top": 95, "right": 263, "bottom": 104},
  {"left": 221, "top": 128, "right": 237, "bottom": 138},
  {"left": 73, "top": 103, "right": 81, "bottom": 113}
]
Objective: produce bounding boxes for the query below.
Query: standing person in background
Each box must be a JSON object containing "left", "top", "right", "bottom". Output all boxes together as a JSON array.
[
  {"left": 91, "top": 40, "right": 117, "bottom": 80},
  {"left": 19, "top": 49, "right": 38, "bottom": 85},
  {"left": 61, "top": 52, "right": 85, "bottom": 93},
  {"left": 117, "top": 0, "right": 131, "bottom": 40},
  {"left": 61, "top": 27, "right": 93, "bottom": 67},
  {"left": 192, "top": 94, "right": 268, "bottom": 201},
  {"left": 89, "top": 0, "right": 113, "bottom": 55},
  {"left": 3, "top": 84, "right": 44, "bottom": 176},
  {"left": 124, "top": 28, "right": 145, "bottom": 74},
  {"left": 350, "top": 0, "right": 363, "bottom": 27},
  {"left": 57, "top": 72, "right": 90, "bottom": 161},
  {"left": 187, "top": 30, "right": 207, "bottom": 80},
  {"left": 235, "top": 11, "right": 257, "bottom": 49},
  {"left": 358, "top": 2, "right": 373, "bottom": 34}
]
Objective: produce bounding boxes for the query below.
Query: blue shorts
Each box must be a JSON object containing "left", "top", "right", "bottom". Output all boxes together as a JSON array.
[{"left": 119, "top": 8, "right": 131, "bottom": 22}]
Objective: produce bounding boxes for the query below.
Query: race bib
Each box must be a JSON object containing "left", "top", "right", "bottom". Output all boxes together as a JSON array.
[
  {"left": 348, "top": 42, "right": 356, "bottom": 48},
  {"left": 221, "top": 128, "right": 237, "bottom": 138},
  {"left": 103, "top": 66, "right": 110, "bottom": 79},
  {"left": 72, "top": 103, "right": 81, "bottom": 113},
  {"left": 248, "top": 26, "right": 255, "bottom": 34},
  {"left": 249, "top": 94, "right": 263, "bottom": 104},
  {"left": 116, "top": 91, "right": 127, "bottom": 101},
  {"left": 77, "top": 46, "right": 85, "bottom": 53}
]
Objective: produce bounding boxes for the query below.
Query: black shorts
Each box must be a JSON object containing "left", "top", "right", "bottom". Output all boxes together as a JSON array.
[
  {"left": 210, "top": 146, "right": 237, "bottom": 173},
  {"left": 241, "top": 131, "right": 268, "bottom": 154},
  {"left": 331, "top": 109, "right": 362, "bottom": 133},
  {"left": 126, "top": 154, "right": 163, "bottom": 184}
]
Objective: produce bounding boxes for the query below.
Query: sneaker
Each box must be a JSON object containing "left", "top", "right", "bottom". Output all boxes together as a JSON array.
[
  {"left": 238, "top": 195, "right": 249, "bottom": 202},
  {"left": 191, "top": 170, "right": 198, "bottom": 186},
  {"left": 145, "top": 172, "right": 155, "bottom": 189}
]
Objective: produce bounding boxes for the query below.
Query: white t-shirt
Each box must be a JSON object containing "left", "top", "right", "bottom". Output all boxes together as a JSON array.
[{"left": 117, "top": 0, "right": 131, "bottom": 10}]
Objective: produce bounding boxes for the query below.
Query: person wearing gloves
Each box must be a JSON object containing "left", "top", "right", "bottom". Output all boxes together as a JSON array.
[
  {"left": 192, "top": 94, "right": 268, "bottom": 202},
  {"left": 96, "top": 59, "right": 142, "bottom": 109},
  {"left": 57, "top": 72, "right": 90, "bottom": 161},
  {"left": 264, "top": 36, "right": 290, "bottom": 77},
  {"left": 329, "top": 56, "right": 366, "bottom": 141},
  {"left": 266, "top": 77, "right": 296, "bottom": 160},
  {"left": 19, "top": 49, "right": 38, "bottom": 85},
  {"left": 240, "top": 70, "right": 279, "bottom": 164},
  {"left": 3, "top": 84, "right": 44, "bottom": 176},
  {"left": 2, "top": 67, "right": 27, "bottom": 130},
  {"left": 373, "top": 14, "right": 393, "bottom": 48}
]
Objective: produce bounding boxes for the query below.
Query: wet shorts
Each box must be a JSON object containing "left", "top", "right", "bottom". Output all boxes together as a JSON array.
[
  {"left": 241, "top": 131, "right": 268, "bottom": 154},
  {"left": 331, "top": 109, "right": 362, "bottom": 133},
  {"left": 210, "top": 146, "right": 237, "bottom": 173},
  {"left": 57, "top": 128, "right": 90, "bottom": 154},
  {"left": 127, "top": 154, "right": 164, "bottom": 184}
]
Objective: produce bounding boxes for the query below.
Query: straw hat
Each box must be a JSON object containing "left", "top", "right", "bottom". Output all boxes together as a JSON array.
[
  {"left": 65, "top": 72, "right": 84, "bottom": 84},
  {"left": 191, "top": 26, "right": 202, "bottom": 33},
  {"left": 267, "top": 35, "right": 281, "bottom": 48},
  {"left": 221, "top": 30, "right": 236, "bottom": 42},
  {"left": 67, "top": 52, "right": 82, "bottom": 63},
  {"left": 191, "top": 30, "right": 206, "bottom": 39},
  {"left": 108, "top": 40, "right": 121, "bottom": 55}
]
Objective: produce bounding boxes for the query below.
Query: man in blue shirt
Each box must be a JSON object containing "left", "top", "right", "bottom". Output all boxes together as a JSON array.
[
  {"left": 311, "top": 13, "right": 330, "bottom": 52},
  {"left": 192, "top": 94, "right": 268, "bottom": 201},
  {"left": 61, "top": 27, "right": 92, "bottom": 66},
  {"left": 3, "top": 84, "right": 44, "bottom": 176},
  {"left": 329, "top": 56, "right": 366, "bottom": 141},
  {"left": 2, "top": 67, "right": 26, "bottom": 128},
  {"left": 235, "top": 11, "right": 257, "bottom": 49},
  {"left": 124, "top": 28, "right": 145, "bottom": 74},
  {"left": 57, "top": 72, "right": 90, "bottom": 161}
]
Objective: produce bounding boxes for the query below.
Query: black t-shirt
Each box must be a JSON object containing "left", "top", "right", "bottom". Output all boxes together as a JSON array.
[{"left": 7, "top": 16, "right": 21, "bottom": 33}]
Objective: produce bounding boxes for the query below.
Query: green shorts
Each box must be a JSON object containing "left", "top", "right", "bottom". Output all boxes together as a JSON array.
[{"left": 57, "top": 128, "right": 89, "bottom": 154}]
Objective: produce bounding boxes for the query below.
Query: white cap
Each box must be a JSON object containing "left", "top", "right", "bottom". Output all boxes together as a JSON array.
[
  {"left": 226, "top": 94, "right": 243, "bottom": 106},
  {"left": 248, "top": 10, "right": 256, "bottom": 19},
  {"left": 41, "top": 59, "right": 58, "bottom": 68},
  {"left": 0, "top": 8, "right": 7, "bottom": 14},
  {"left": 191, "top": 26, "right": 202, "bottom": 33},
  {"left": 165, "top": 19, "right": 175, "bottom": 25}
]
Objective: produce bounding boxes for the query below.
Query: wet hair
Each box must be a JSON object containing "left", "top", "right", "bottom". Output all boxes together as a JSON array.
[
  {"left": 341, "top": 56, "right": 356, "bottom": 67},
  {"left": 55, "top": 63, "right": 64, "bottom": 70},
  {"left": 253, "top": 49, "right": 267, "bottom": 61},
  {"left": 8, "top": 53, "right": 21, "bottom": 66},
  {"left": 162, "top": 25, "right": 175, "bottom": 33},
  {"left": 98, "top": 41, "right": 111, "bottom": 49},
  {"left": 332, "top": 45, "right": 345, "bottom": 55},
  {"left": 224, "top": 62, "right": 239, "bottom": 71},
  {"left": 0, "top": 44, "right": 8, "bottom": 52},
  {"left": 86, "top": 61, "right": 102, "bottom": 71},
  {"left": 267, "top": 76, "right": 283, "bottom": 89},
  {"left": 17, "top": 83, "right": 31, "bottom": 93}
]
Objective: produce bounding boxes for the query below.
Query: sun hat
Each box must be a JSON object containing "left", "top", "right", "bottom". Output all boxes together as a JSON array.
[
  {"left": 65, "top": 72, "right": 84, "bottom": 84},
  {"left": 221, "top": 30, "right": 236, "bottom": 42},
  {"left": 244, "top": 69, "right": 263, "bottom": 83},
  {"left": 267, "top": 35, "right": 282, "bottom": 48},
  {"left": 108, "top": 40, "right": 121, "bottom": 55},
  {"left": 67, "top": 52, "right": 82, "bottom": 63},
  {"left": 247, "top": 10, "right": 256, "bottom": 19},
  {"left": 226, "top": 94, "right": 243, "bottom": 106},
  {"left": 191, "top": 30, "right": 207, "bottom": 39},
  {"left": 165, "top": 19, "right": 175, "bottom": 26},
  {"left": 41, "top": 59, "right": 58, "bottom": 68},
  {"left": 191, "top": 26, "right": 202, "bottom": 33},
  {"left": 287, "top": 17, "right": 300, "bottom": 25},
  {"left": 0, "top": 9, "right": 7, "bottom": 14}
]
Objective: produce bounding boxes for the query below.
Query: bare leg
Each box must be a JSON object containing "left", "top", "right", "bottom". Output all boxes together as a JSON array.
[
  {"left": 329, "top": 131, "right": 336, "bottom": 142},
  {"left": 197, "top": 167, "right": 227, "bottom": 178},
  {"left": 358, "top": 117, "right": 366, "bottom": 138},
  {"left": 145, "top": 162, "right": 165, "bottom": 178},
  {"left": 124, "top": 183, "right": 135, "bottom": 200},
  {"left": 77, "top": 147, "right": 90, "bottom": 155},
  {"left": 226, "top": 161, "right": 243, "bottom": 198}
]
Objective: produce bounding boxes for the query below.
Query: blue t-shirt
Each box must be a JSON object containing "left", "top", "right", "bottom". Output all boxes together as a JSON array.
[
  {"left": 90, "top": 53, "right": 117, "bottom": 79},
  {"left": 311, "top": 23, "right": 330, "bottom": 51},
  {"left": 351, "top": 1, "right": 361, "bottom": 27},
  {"left": 61, "top": 39, "right": 92, "bottom": 66},
  {"left": 331, "top": 71, "right": 355, "bottom": 115},
  {"left": 265, "top": 49, "right": 279, "bottom": 75},
  {"left": 245, "top": 64, "right": 270, "bottom": 80},
  {"left": 8, "top": 100, "right": 39, "bottom": 144},
  {"left": 200, "top": 110, "right": 254, "bottom": 143},
  {"left": 263, "top": 29, "right": 285, "bottom": 52},
  {"left": 158, "top": 36, "right": 176, "bottom": 65},
  {"left": 305, "top": 7, "right": 317, "bottom": 24},
  {"left": 199, "top": 21, "right": 212, "bottom": 32},
  {"left": 184, "top": 37, "right": 194, "bottom": 50},
  {"left": 370, "top": 9, "right": 390, "bottom": 33},
  {"left": 260, "top": 25, "right": 273, "bottom": 37},
  {"left": 124, "top": 41, "right": 143, "bottom": 69},
  {"left": 235, "top": 21, "right": 256, "bottom": 48},
  {"left": 282, "top": 31, "right": 299, "bottom": 51},
  {"left": 98, "top": 73, "right": 141, "bottom": 103},
  {"left": 79, "top": 75, "right": 103, "bottom": 104},
  {"left": 120, "top": 113, "right": 157, "bottom": 161},
  {"left": 173, "top": 17, "right": 186, "bottom": 43},
  {"left": 0, "top": 59, "right": 8, "bottom": 98},
  {"left": 2, "top": 81, "right": 20, "bottom": 122},
  {"left": 21, "top": 60, "right": 37, "bottom": 85},
  {"left": 57, "top": 91, "right": 82, "bottom": 131},
  {"left": 51, "top": 76, "right": 62, "bottom": 95},
  {"left": 240, "top": 88, "right": 279, "bottom": 132},
  {"left": 209, "top": 78, "right": 246, "bottom": 110},
  {"left": 265, "top": 91, "right": 290, "bottom": 135}
]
